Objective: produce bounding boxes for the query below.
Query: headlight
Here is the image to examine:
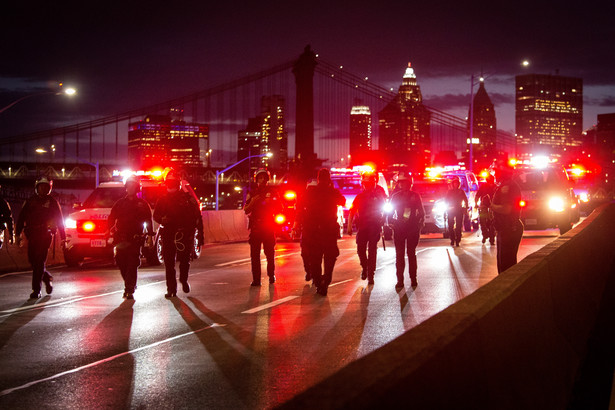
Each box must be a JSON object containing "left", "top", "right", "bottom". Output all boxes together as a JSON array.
[
  {"left": 65, "top": 218, "right": 77, "bottom": 229},
  {"left": 579, "top": 193, "right": 589, "bottom": 203},
  {"left": 548, "top": 197, "right": 566, "bottom": 212},
  {"left": 383, "top": 202, "right": 393, "bottom": 213},
  {"left": 433, "top": 200, "right": 447, "bottom": 215}
]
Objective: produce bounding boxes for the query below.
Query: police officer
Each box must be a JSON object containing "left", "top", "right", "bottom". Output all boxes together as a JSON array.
[
  {"left": 294, "top": 168, "right": 346, "bottom": 296},
  {"left": 389, "top": 172, "right": 425, "bottom": 289},
  {"left": 244, "top": 169, "right": 282, "bottom": 286},
  {"left": 476, "top": 174, "right": 497, "bottom": 245},
  {"left": 491, "top": 160, "right": 524, "bottom": 273},
  {"left": 153, "top": 171, "right": 204, "bottom": 298},
  {"left": 445, "top": 177, "right": 468, "bottom": 247},
  {"left": 347, "top": 172, "right": 387, "bottom": 285},
  {"left": 107, "top": 176, "right": 154, "bottom": 300},
  {"left": 15, "top": 177, "right": 66, "bottom": 299},
  {"left": 0, "top": 184, "right": 14, "bottom": 249}
]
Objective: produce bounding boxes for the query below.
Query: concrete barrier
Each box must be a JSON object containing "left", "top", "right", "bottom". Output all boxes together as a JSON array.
[
  {"left": 0, "top": 235, "right": 65, "bottom": 274},
  {"left": 201, "top": 210, "right": 249, "bottom": 244},
  {"left": 280, "top": 203, "right": 615, "bottom": 409}
]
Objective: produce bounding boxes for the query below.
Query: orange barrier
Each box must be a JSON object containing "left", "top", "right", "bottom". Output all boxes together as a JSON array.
[{"left": 280, "top": 203, "right": 615, "bottom": 409}]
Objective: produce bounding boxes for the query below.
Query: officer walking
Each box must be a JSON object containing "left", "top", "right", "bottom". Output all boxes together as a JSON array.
[
  {"left": 244, "top": 169, "right": 282, "bottom": 286},
  {"left": 153, "top": 171, "right": 204, "bottom": 298},
  {"left": 389, "top": 172, "right": 425, "bottom": 289},
  {"left": 491, "top": 160, "right": 524, "bottom": 273},
  {"left": 107, "top": 176, "right": 154, "bottom": 300},
  {"left": 476, "top": 174, "right": 497, "bottom": 245},
  {"left": 294, "top": 168, "right": 345, "bottom": 296},
  {"left": 445, "top": 177, "right": 468, "bottom": 247},
  {"left": 15, "top": 177, "right": 66, "bottom": 299},
  {"left": 0, "top": 184, "right": 14, "bottom": 249},
  {"left": 347, "top": 172, "right": 387, "bottom": 285}
]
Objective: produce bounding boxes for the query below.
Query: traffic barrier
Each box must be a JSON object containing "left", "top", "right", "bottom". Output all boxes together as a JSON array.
[
  {"left": 201, "top": 210, "right": 249, "bottom": 244},
  {"left": 0, "top": 235, "right": 65, "bottom": 274},
  {"left": 280, "top": 203, "right": 615, "bottom": 409}
]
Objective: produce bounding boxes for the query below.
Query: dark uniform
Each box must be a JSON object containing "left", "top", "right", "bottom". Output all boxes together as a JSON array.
[
  {"left": 492, "top": 177, "right": 523, "bottom": 273},
  {"left": 349, "top": 184, "right": 387, "bottom": 284},
  {"left": 244, "top": 183, "right": 282, "bottom": 285},
  {"left": 295, "top": 173, "right": 345, "bottom": 296},
  {"left": 16, "top": 181, "right": 65, "bottom": 299},
  {"left": 390, "top": 187, "right": 425, "bottom": 287},
  {"left": 153, "top": 187, "right": 203, "bottom": 297},
  {"left": 0, "top": 193, "right": 14, "bottom": 248},
  {"left": 445, "top": 185, "right": 468, "bottom": 246},
  {"left": 108, "top": 192, "right": 153, "bottom": 298},
  {"left": 476, "top": 179, "right": 497, "bottom": 245}
]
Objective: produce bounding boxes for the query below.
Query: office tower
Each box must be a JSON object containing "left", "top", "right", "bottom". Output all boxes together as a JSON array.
[
  {"left": 128, "top": 114, "right": 209, "bottom": 169},
  {"left": 379, "top": 63, "right": 431, "bottom": 167},
  {"left": 468, "top": 79, "right": 497, "bottom": 168},
  {"left": 349, "top": 99, "right": 372, "bottom": 163},
  {"left": 261, "top": 95, "right": 288, "bottom": 171},
  {"left": 237, "top": 116, "right": 264, "bottom": 177},
  {"left": 515, "top": 73, "right": 583, "bottom": 154}
]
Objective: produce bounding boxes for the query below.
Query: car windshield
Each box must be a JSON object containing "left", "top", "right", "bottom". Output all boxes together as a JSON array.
[
  {"left": 82, "top": 187, "right": 126, "bottom": 208},
  {"left": 515, "top": 169, "right": 565, "bottom": 190},
  {"left": 412, "top": 181, "right": 449, "bottom": 199},
  {"left": 332, "top": 177, "right": 363, "bottom": 194}
]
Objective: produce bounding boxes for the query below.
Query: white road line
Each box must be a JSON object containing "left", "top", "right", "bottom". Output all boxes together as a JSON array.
[
  {"left": 241, "top": 296, "right": 298, "bottom": 314},
  {"left": 215, "top": 251, "right": 301, "bottom": 267},
  {"left": 0, "top": 323, "right": 226, "bottom": 397},
  {"left": 328, "top": 279, "right": 353, "bottom": 287},
  {"left": 0, "top": 296, "right": 82, "bottom": 314}
]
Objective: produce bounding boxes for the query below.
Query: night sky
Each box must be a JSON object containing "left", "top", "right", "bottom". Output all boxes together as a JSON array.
[{"left": 2, "top": 1, "right": 614, "bottom": 142}]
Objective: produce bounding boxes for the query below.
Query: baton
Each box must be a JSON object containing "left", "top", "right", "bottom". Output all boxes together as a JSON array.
[{"left": 382, "top": 231, "right": 386, "bottom": 251}]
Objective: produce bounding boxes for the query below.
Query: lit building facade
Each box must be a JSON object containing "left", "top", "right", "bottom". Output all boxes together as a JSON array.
[
  {"left": 237, "top": 116, "right": 264, "bottom": 177},
  {"left": 515, "top": 73, "right": 583, "bottom": 154},
  {"left": 261, "top": 95, "right": 288, "bottom": 171},
  {"left": 467, "top": 80, "right": 497, "bottom": 168},
  {"left": 349, "top": 100, "right": 372, "bottom": 162},
  {"left": 379, "top": 63, "right": 431, "bottom": 168},
  {"left": 128, "top": 114, "right": 209, "bottom": 169}
]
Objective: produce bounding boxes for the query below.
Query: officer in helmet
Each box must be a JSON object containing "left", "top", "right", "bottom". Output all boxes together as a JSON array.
[
  {"left": 444, "top": 176, "right": 468, "bottom": 247},
  {"left": 347, "top": 171, "right": 387, "bottom": 285},
  {"left": 16, "top": 177, "right": 66, "bottom": 299},
  {"left": 153, "top": 170, "right": 204, "bottom": 298},
  {"left": 491, "top": 159, "right": 523, "bottom": 273},
  {"left": 389, "top": 172, "right": 424, "bottom": 289},
  {"left": 476, "top": 174, "right": 497, "bottom": 245},
  {"left": 244, "top": 168, "right": 282, "bottom": 286},
  {"left": 107, "top": 176, "right": 154, "bottom": 299},
  {"left": 0, "top": 183, "right": 14, "bottom": 249}
]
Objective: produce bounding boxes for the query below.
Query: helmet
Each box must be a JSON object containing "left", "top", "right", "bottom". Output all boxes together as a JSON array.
[
  {"left": 164, "top": 169, "right": 180, "bottom": 182},
  {"left": 361, "top": 172, "right": 377, "bottom": 183},
  {"left": 448, "top": 176, "right": 461, "bottom": 185},
  {"left": 254, "top": 169, "right": 270, "bottom": 182},
  {"left": 125, "top": 176, "right": 141, "bottom": 189},
  {"left": 35, "top": 177, "right": 53, "bottom": 193},
  {"left": 396, "top": 172, "right": 413, "bottom": 183}
]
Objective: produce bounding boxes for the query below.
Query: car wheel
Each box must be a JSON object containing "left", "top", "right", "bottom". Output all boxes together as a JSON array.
[
  {"left": 64, "top": 249, "right": 83, "bottom": 267},
  {"left": 463, "top": 215, "right": 472, "bottom": 232},
  {"left": 191, "top": 230, "right": 201, "bottom": 261},
  {"left": 155, "top": 234, "right": 164, "bottom": 264},
  {"left": 559, "top": 221, "right": 573, "bottom": 235}
]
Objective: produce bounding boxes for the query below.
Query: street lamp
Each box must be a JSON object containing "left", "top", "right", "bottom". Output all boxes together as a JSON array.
[
  {"left": 36, "top": 145, "right": 99, "bottom": 187},
  {"left": 215, "top": 152, "right": 272, "bottom": 210},
  {"left": 0, "top": 83, "right": 77, "bottom": 114}
]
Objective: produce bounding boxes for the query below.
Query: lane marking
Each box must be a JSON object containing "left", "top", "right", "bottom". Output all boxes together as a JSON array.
[
  {"left": 328, "top": 278, "right": 353, "bottom": 287},
  {"left": 0, "top": 323, "right": 226, "bottom": 397},
  {"left": 241, "top": 296, "right": 298, "bottom": 314},
  {"left": 215, "top": 251, "right": 302, "bottom": 267},
  {"left": 0, "top": 296, "right": 82, "bottom": 314}
]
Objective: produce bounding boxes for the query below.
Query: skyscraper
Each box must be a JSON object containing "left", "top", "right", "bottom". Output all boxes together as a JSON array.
[
  {"left": 128, "top": 114, "right": 209, "bottom": 169},
  {"left": 349, "top": 99, "right": 372, "bottom": 163},
  {"left": 379, "top": 63, "right": 431, "bottom": 168},
  {"left": 468, "top": 79, "right": 497, "bottom": 168},
  {"left": 261, "top": 95, "right": 288, "bottom": 171},
  {"left": 515, "top": 73, "right": 583, "bottom": 155},
  {"left": 237, "top": 116, "right": 264, "bottom": 177}
]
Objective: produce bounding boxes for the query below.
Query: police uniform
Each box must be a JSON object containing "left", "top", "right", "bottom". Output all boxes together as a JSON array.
[
  {"left": 295, "top": 175, "right": 345, "bottom": 296},
  {"left": 16, "top": 180, "right": 65, "bottom": 299},
  {"left": 0, "top": 194, "right": 14, "bottom": 248},
  {"left": 390, "top": 187, "right": 424, "bottom": 287},
  {"left": 244, "top": 183, "right": 282, "bottom": 285},
  {"left": 445, "top": 185, "right": 468, "bottom": 246},
  {"left": 349, "top": 185, "right": 386, "bottom": 284},
  {"left": 108, "top": 192, "right": 153, "bottom": 298},
  {"left": 153, "top": 187, "right": 203, "bottom": 297},
  {"left": 492, "top": 178, "right": 523, "bottom": 273},
  {"left": 476, "top": 180, "right": 496, "bottom": 245}
]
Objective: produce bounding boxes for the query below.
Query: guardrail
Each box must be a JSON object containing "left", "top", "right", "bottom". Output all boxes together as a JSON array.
[{"left": 279, "top": 203, "right": 615, "bottom": 409}]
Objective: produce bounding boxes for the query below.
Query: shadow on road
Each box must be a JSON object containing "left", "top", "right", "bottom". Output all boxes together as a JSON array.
[{"left": 0, "top": 296, "right": 51, "bottom": 350}]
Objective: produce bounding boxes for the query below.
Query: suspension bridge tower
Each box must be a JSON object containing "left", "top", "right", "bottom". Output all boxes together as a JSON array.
[{"left": 292, "top": 45, "right": 317, "bottom": 162}]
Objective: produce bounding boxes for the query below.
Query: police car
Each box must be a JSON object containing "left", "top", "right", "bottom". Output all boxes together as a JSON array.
[
  {"left": 512, "top": 158, "right": 578, "bottom": 235},
  {"left": 411, "top": 178, "right": 449, "bottom": 236}
]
